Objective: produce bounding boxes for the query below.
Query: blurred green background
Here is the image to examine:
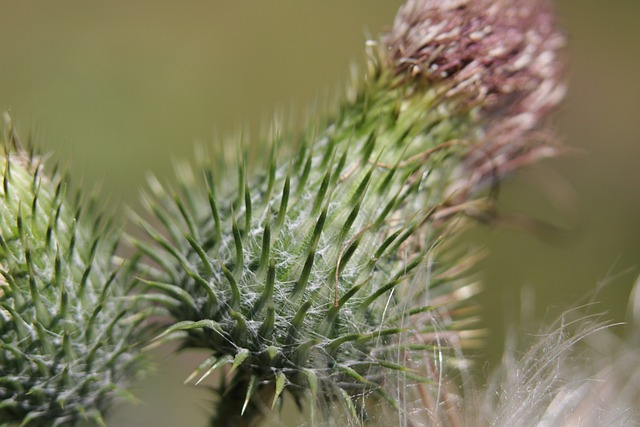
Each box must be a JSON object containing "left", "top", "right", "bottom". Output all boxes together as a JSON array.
[{"left": 1, "top": 1, "right": 638, "bottom": 426}]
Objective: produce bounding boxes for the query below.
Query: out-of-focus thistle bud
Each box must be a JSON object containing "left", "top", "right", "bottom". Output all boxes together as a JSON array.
[
  {"left": 0, "top": 115, "right": 146, "bottom": 426},
  {"left": 137, "top": 0, "right": 565, "bottom": 425},
  {"left": 385, "top": 0, "right": 566, "bottom": 191}
]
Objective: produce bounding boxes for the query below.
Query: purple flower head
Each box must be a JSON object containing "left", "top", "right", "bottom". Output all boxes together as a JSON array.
[
  {"left": 386, "top": 0, "right": 565, "bottom": 131},
  {"left": 386, "top": 0, "right": 567, "bottom": 187}
]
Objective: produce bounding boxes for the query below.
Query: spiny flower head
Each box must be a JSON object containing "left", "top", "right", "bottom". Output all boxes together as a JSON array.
[
  {"left": 386, "top": 0, "right": 565, "bottom": 128},
  {"left": 0, "top": 116, "right": 146, "bottom": 426},
  {"left": 139, "top": 84, "right": 481, "bottom": 426},
  {"left": 137, "top": 0, "right": 564, "bottom": 425},
  {"left": 385, "top": 0, "right": 566, "bottom": 189}
]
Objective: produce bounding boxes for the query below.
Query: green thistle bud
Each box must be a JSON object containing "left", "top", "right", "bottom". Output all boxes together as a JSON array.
[
  {"left": 0, "top": 116, "right": 146, "bottom": 426},
  {"left": 137, "top": 0, "right": 564, "bottom": 425}
]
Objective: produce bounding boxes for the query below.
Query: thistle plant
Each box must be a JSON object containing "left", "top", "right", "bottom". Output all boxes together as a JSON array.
[
  {"left": 0, "top": 0, "right": 570, "bottom": 426},
  {"left": 135, "top": 0, "right": 565, "bottom": 425},
  {"left": 0, "top": 115, "right": 146, "bottom": 426}
]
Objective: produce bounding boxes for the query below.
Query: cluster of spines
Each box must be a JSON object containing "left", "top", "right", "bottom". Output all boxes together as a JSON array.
[
  {"left": 0, "top": 120, "right": 146, "bottom": 427},
  {"left": 137, "top": 51, "right": 482, "bottom": 424}
]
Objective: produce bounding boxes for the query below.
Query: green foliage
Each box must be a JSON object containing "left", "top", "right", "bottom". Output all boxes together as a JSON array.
[{"left": 0, "top": 118, "right": 147, "bottom": 427}]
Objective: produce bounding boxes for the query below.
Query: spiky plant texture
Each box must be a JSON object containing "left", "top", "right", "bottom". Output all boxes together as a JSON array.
[
  {"left": 137, "top": 0, "right": 564, "bottom": 425},
  {"left": 138, "top": 60, "right": 481, "bottom": 426},
  {"left": 0, "top": 116, "right": 146, "bottom": 426}
]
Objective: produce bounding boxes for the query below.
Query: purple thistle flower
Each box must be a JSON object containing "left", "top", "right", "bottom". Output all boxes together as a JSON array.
[{"left": 385, "top": 0, "right": 567, "bottom": 186}]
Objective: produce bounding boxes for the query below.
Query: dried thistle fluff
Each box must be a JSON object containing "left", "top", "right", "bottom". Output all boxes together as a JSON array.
[
  {"left": 467, "top": 277, "right": 640, "bottom": 427},
  {"left": 475, "top": 308, "right": 640, "bottom": 426}
]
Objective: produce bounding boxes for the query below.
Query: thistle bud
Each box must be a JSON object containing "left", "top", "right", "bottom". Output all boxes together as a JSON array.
[
  {"left": 0, "top": 116, "right": 146, "bottom": 426},
  {"left": 386, "top": 0, "right": 565, "bottom": 124},
  {"left": 137, "top": 0, "right": 565, "bottom": 425},
  {"left": 385, "top": 0, "right": 566, "bottom": 188}
]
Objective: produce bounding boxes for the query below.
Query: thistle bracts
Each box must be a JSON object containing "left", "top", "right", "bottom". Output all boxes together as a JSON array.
[
  {"left": 139, "top": 86, "right": 482, "bottom": 424},
  {"left": 137, "top": 0, "right": 564, "bottom": 425},
  {"left": 0, "top": 117, "right": 146, "bottom": 426}
]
